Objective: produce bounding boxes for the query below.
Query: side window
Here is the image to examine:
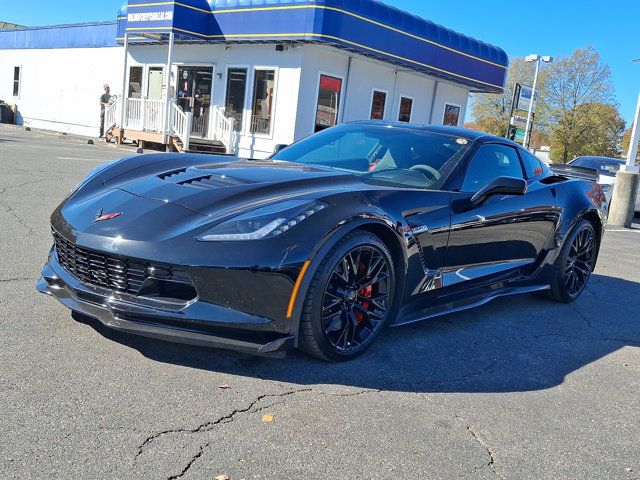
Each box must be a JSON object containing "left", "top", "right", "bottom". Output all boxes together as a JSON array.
[
  {"left": 520, "top": 150, "right": 545, "bottom": 179},
  {"left": 462, "top": 144, "right": 524, "bottom": 192}
]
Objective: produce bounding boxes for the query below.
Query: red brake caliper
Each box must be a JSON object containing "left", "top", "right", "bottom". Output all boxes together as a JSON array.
[{"left": 356, "top": 262, "right": 372, "bottom": 323}]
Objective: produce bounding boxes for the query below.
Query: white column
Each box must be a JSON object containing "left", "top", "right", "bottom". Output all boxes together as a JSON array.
[
  {"left": 623, "top": 90, "right": 640, "bottom": 173},
  {"left": 162, "top": 32, "right": 175, "bottom": 145},
  {"left": 119, "top": 33, "right": 129, "bottom": 132}
]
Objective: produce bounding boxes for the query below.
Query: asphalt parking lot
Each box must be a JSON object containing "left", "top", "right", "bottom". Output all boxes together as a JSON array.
[{"left": 1, "top": 125, "right": 639, "bottom": 480}]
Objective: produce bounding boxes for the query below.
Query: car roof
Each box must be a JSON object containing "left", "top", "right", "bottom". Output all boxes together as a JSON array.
[
  {"left": 573, "top": 156, "right": 625, "bottom": 163},
  {"left": 347, "top": 120, "right": 520, "bottom": 147}
]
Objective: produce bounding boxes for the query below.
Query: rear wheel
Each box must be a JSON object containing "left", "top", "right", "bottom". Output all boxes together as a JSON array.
[
  {"left": 548, "top": 219, "right": 596, "bottom": 303},
  {"left": 299, "top": 230, "right": 395, "bottom": 361}
]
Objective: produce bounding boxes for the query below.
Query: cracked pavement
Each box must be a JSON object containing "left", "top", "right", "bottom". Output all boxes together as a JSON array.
[{"left": 1, "top": 125, "right": 639, "bottom": 479}]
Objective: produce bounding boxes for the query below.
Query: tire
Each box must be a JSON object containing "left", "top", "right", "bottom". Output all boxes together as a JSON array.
[
  {"left": 548, "top": 219, "right": 597, "bottom": 303},
  {"left": 299, "top": 230, "right": 396, "bottom": 361}
]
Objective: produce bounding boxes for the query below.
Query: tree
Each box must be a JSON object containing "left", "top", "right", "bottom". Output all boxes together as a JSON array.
[
  {"left": 549, "top": 103, "right": 624, "bottom": 160},
  {"left": 545, "top": 46, "right": 617, "bottom": 162},
  {"left": 470, "top": 58, "right": 551, "bottom": 137}
]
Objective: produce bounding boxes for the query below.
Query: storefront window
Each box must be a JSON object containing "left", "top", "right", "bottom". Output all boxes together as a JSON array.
[
  {"left": 225, "top": 68, "right": 248, "bottom": 132},
  {"left": 370, "top": 90, "right": 386, "bottom": 120},
  {"left": 128, "top": 66, "right": 143, "bottom": 99},
  {"left": 314, "top": 74, "right": 342, "bottom": 133},
  {"left": 251, "top": 69, "right": 276, "bottom": 135},
  {"left": 443, "top": 103, "right": 461, "bottom": 126},
  {"left": 398, "top": 97, "right": 413, "bottom": 123},
  {"left": 12, "top": 66, "right": 20, "bottom": 97}
]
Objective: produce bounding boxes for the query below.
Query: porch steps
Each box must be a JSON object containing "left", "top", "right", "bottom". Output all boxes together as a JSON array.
[{"left": 170, "top": 136, "right": 228, "bottom": 155}]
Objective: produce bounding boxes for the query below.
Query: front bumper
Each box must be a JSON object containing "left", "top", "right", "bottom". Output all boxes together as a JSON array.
[{"left": 37, "top": 253, "right": 296, "bottom": 356}]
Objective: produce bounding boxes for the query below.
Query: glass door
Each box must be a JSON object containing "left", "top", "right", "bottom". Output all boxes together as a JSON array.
[{"left": 177, "top": 66, "right": 213, "bottom": 137}]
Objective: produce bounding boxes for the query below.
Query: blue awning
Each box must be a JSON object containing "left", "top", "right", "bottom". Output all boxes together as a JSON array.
[{"left": 118, "top": 0, "right": 508, "bottom": 93}]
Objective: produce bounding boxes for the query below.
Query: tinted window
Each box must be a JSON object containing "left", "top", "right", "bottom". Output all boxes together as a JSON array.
[
  {"left": 272, "top": 124, "right": 470, "bottom": 190},
  {"left": 462, "top": 144, "right": 524, "bottom": 192},
  {"left": 520, "top": 150, "right": 545, "bottom": 178}
]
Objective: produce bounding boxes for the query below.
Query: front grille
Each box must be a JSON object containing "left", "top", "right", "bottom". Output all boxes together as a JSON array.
[{"left": 52, "top": 231, "right": 191, "bottom": 296}]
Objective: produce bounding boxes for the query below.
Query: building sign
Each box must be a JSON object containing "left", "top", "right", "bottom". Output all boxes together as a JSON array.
[
  {"left": 128, "top": 11, "right": 173, "bottom": 22},
  {"left": 514, "top": 83, "right": 536, "bottom": 113},
  {"left": 510, "top": 115, "right": 528, "bottom": 129}
]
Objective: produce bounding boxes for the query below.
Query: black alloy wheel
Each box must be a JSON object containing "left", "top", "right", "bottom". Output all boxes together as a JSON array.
[
  {"left": 564, "top": 226, "right": 595, "bottom": 297},
  {"left": 548, "top": 219, "right": 597, "bottom": 303},
  {"left": 300, "top": 230, "right": 396, "bottom": 361}
]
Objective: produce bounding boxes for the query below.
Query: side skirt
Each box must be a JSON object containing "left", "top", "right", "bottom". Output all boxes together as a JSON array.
[{"left": 392, "top": 284, "right": 550, "bottom": 327}]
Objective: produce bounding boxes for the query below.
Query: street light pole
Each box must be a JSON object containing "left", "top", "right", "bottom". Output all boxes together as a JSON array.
[
  {"left": 523, "top": 58, "right": 540, "bottom": 149},
  {"left": 523, "top": 54, "right": 553, "bottom": 150}
]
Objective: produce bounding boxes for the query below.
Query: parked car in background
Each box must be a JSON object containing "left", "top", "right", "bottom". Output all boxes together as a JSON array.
[{"left": 570, "top": 156, "right": 640, "bottom": 214}]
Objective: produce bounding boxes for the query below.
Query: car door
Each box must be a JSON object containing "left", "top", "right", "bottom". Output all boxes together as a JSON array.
[{"left": 444, "top": 143, "right": 558, "bottom": 287}]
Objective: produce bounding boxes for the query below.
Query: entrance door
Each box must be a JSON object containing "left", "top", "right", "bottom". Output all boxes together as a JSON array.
[
  {"left": 177, "top": 66, "right": 213, "bottom": 137},
  {"left": 147, "top": 67, "right": 164, "bottom": 100}
]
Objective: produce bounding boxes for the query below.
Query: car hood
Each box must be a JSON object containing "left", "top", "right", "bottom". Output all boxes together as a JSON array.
[{"left": 107, "top": 159, "right": 361, "bottom": 218}]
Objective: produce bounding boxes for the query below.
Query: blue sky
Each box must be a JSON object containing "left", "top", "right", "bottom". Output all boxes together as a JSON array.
[{"left": 4, "top": 0, "right": 640, "bottom": 125}]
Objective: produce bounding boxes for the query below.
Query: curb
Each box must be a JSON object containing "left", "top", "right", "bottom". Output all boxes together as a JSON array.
[{"left": 0, "top": 123, "right": 140, "bottom": 153}]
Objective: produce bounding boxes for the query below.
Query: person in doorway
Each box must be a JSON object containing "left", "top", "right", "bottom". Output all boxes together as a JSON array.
[{"left": 99, "top": 84, "right": 111, "bottom": 138}]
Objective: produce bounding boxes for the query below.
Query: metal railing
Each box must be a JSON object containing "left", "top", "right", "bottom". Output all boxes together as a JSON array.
[
  {"left": 211, "top": 105, "right": 236, "bottom": 154},
  {"left": 170, "top": 102, "right": 193, "bottom": 151}
]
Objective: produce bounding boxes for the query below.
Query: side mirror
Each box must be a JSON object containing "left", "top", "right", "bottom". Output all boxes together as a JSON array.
[
  {"left": 470, "top": 176, "right": 527, "bottom": 206},
  {"left": 273, "top": 144, "right": 289, "bottom": 155}
]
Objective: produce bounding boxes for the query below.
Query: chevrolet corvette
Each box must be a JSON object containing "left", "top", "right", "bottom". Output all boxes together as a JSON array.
[{"left": 37, "top": 122, "right": 607, "bottom": 360}]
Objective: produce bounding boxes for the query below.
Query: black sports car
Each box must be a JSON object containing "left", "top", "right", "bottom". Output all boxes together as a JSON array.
[{"left": 37, "top": 122, "right": 607, "bottom": 361}]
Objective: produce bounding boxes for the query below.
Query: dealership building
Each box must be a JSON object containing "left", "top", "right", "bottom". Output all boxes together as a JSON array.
[{"left": 0, "top": 0, "right": 508, "bottom": 158}]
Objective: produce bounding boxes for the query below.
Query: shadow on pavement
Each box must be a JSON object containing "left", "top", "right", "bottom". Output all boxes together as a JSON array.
[{"left": 75, "top": 274, "right": 640, "bottom": 393}]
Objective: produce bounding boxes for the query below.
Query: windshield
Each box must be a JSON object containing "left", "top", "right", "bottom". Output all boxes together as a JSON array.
[
  {"left": 271, "top": 124, "right": 471, "bottom": 189},
  {"left": 570, "top": 157, "right": 624, "bottom": 177}
]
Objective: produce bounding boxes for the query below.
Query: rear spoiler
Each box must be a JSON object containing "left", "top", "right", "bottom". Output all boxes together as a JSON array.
[{"left": 548, "top": 164, "right": 598, "bottom": 182}]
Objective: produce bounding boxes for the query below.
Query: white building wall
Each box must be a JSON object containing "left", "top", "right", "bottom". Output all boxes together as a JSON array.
[
  {"left": 431, "top": 81, "right": 470, "bottom": 127},
  {"left": 0, "top": 46, "right": 123, "bottom": 137},
  {"left": 127, "top": 43, "right": 303, "bottom": 159},
  {"left": 294, "top": 45, "right": 469, "bottom": 142},
  {"left": 0, "top": 41, "right": 471, "bottom": 155}
]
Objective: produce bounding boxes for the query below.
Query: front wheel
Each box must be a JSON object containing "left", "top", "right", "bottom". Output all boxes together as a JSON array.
[
  {"left": 548, "top": 219, "right": 597, "bottom": 303},
  {"left": 299, "top": 230, "right": 396, "bottom": 361}
]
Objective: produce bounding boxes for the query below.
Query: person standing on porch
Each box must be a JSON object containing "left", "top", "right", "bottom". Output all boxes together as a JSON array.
[{"left": 99, "top": 84, "right": 111, "bottom": 138}]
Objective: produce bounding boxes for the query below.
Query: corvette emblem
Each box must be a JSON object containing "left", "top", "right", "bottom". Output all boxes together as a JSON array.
[{"left": 94, "top": 211, "right": 123, "bottom": 223}]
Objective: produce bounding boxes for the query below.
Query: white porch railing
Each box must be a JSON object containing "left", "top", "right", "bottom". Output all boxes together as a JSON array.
[
  {"left": 210, "top": 105, "right": 236, "bottom": 154},
  {"left": 124, "top": 97, "right": 166, "bottom": 132},
  {"left": 104, "top": 98, "right": 119, "bottom": 134},
  {"left": 170, "top": 102, "right": 193, "bottom": 151},
  {"left": 142, "top": 99, "right": 164, "bottom": 132},
  {"left": 125, "top": 98, "right": 142, "bottom": 129}
]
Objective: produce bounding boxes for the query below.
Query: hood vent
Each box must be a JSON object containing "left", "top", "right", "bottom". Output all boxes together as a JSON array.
[
  {"left": 157, "top": 167, "right": 251, "bottom": 189},
  {"left": 158, "top": 168, "right": 189, "bottom": 181},
  {"left": 177, "top": 174, "right": 251, "bottom": 189}
]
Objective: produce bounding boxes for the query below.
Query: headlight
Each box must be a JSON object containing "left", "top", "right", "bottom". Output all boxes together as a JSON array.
[
  {"left": 196, "top": 199, "right": 328, "bottom": 241},
  {"left": 599, "top": 184, "right": 612, "bottom": 192}
]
